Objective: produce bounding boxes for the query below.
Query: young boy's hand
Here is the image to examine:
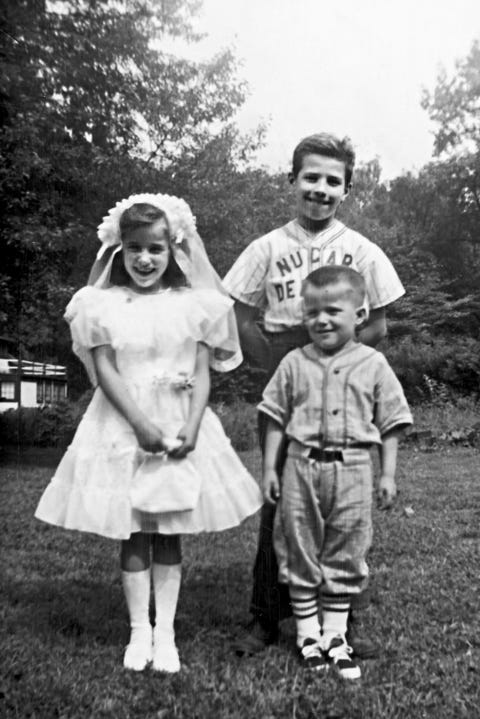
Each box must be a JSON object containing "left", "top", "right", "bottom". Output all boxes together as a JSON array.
[
  {"left": 262, "top": 468, "right": 280, "bottom": 505},
  {"left": 377, "top": 475, "right": 397, "bottom": 510}
]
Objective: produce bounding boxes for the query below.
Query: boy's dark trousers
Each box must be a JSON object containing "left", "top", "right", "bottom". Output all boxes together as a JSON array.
[{"left": 249, "top": 328, "right": 371, "bottom": 629}]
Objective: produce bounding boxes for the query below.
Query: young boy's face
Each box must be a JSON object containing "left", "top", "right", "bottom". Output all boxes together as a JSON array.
[
  {"left": 292, "top": 154, "right": 348, "bottom": 230},
  {"left": 302, "top": 281, "right": 366, "bottom": 354}
]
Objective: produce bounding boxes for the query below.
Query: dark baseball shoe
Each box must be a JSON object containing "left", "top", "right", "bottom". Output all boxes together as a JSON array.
[
  {"left": 346, "top": 611, "right": 379, "bottom": 659},
  {"left": 325, "top": 635, "right": 361, "bottom": 680},
  {"left": 299, "top": 637, "right": 327, "bottom": 671},
  {"left": 233, "top": 618, "right": 278, "bottom": 657}
]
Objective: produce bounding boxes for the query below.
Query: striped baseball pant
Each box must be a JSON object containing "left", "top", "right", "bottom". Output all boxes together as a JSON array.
[{"left": 274, "top": 448, "right": 373, "bottom": 599}]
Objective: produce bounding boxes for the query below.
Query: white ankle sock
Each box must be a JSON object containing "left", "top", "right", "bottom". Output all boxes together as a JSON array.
[
  {"left": 121, "top": 568, "right": 152, "bottom": 670},
  {"left": 322, "top": 609, "right": 349, "bottom": 646},
  {"left": 152, "top": 563, "right": 181, "bottom": 672},
  {"left": 295, "top": 614, "right": 322, "bottom": 647}
]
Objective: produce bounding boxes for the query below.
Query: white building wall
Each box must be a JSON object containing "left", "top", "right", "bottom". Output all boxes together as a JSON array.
[{"left": 21, "top": 381, "right": 38, "bottom": 407}]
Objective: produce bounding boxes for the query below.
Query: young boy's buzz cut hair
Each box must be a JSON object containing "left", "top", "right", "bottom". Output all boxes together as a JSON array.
[
  {"left": 302, "top": 265, "right": 367, "bottom": 306},
  {"left": 292, "top": 133, "right": 356, "bottom": 186}
]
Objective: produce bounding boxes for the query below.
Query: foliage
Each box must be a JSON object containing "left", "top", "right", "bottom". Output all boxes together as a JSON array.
[
  {"left": 0, "top": 392, "right": 93, "bottom": 447},
  {"left": 422, "top": 39, "right": 480, "bottom": 155},
  {"left": 212, "top": 400, "right": 257, "bottom": 451},
  {"left": 2, "top": 11, "right": 480, "bottom": 400},
  {"left": 384, "top": 334, "right": 480, "bottom": 401},
  {"left": 210, "top": 363, "right": 268, "bottom": 405},
  {"left": 0, "top": 0, "right": 251, "bottom": 366}
]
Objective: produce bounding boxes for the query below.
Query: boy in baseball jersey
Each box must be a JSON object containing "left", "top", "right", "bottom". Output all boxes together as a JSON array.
[
  {"left": 224, "top": 133, "right": 405, "bottom": 658},
  {"left": 259, "top": 266, "right": 412, "bottom": 679}
]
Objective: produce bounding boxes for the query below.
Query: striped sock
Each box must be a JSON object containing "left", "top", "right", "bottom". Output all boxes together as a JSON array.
[{"left": 290, "top": 587, "right": 321, "bottom": 647}]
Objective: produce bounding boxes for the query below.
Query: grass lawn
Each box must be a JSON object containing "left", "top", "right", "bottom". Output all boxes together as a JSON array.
[{"left": 1, "top": 446, "right": 480, "bottom": 718}]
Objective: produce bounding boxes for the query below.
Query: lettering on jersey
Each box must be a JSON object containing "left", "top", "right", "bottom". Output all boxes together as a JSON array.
[
  {"left": 272, "top": 249, "right": 356, "bottom": 304},
  {"left": 273, "top": 280, "right": 295, "bottom": 301},
  {"left": 276, "top": 256, "right": 290, "bottom": 276},
  {"left": 276, "top": 251, "right": 304, "bottom": 276},
  {"left": 290, "top": 251, "right": 303, "bottom": 269}
]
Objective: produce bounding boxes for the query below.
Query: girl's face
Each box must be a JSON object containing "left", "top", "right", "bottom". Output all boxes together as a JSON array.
[{"left": 122, "top": 219, "right": 171, "bottom": 293}]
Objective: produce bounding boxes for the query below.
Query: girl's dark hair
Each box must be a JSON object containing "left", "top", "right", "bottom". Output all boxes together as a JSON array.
[
  {"left": 111, "top": 203, "right": 188, "bottom": 288},
  {"left": 291, "top": 133, "right": 355, "bottom": 186}
]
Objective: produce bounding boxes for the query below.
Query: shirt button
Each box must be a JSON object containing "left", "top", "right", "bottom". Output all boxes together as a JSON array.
[
  {"left": 333, "top": 369, "right": 340, "bottom": 374},
  {"left": 332, "top": 409, "right": 339, "bottom": 415}
]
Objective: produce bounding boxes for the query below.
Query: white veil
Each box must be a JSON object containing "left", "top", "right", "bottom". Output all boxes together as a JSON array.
[{"left": 87, "top": 193, "right": 242, "bottom": 372}]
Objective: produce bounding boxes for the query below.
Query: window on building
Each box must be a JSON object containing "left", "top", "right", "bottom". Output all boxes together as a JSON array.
[
  {"left": 0, "top": 381, "right": 15, "bottom": 400},
  {"left": 53, "top": 383, "right": 65, "bottom": 401},
  {"left": 44, "top": 382, "right": 52, "bottom": 402},
  {"left": 36, "top": 382, "right": 44, "bottom": 404}
]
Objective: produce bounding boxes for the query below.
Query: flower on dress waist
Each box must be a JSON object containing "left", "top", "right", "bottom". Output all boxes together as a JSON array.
[{"left": 152, "top": 372, "right": 195, "bottom": 390}]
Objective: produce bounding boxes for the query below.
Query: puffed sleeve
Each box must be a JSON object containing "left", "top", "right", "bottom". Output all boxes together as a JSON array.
[
  {"left": 257, "top": 356, "right": 293, "bottom": 427},
  {"left": 64, "top": 286, "right": 114, "bottom": 386},
  {"left": 373, "top": 356, "right": 413, "bottom": 436},
  {"left": 188, "top": 289, "right": 243, "bottom": 372}
]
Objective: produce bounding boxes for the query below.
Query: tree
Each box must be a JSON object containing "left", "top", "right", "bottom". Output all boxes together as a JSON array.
[
  {"left": 420, "top": 40, "right": 480, "bottom": 291},
  {"left": 0, "top": 0, "right": 250, "bottom": 373},
  {"left": 421, "top": 39, "right": 480, "bottom": 155}
]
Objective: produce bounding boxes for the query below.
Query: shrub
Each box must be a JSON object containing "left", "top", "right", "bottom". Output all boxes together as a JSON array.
[
  {"left": 384, "top": 335, "right": 480, "bottom": 401},
  {"left": 213, "top": 400, "right": 258, "bottom": 451},
  {"left": 0, "top": 390, "right": 93, "bottom": 448},
  {"left": 210, "top": 364, "right": 268, "bottom": 404}
]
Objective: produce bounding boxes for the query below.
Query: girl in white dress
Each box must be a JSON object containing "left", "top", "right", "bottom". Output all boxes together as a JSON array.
[{"left": 35, "top": 194, "right": 261, "bottom": 674}]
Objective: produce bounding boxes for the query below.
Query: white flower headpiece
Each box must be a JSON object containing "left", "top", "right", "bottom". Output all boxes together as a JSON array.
[{"left": 96, "top": 193, "right": 197, "bottom": 259}]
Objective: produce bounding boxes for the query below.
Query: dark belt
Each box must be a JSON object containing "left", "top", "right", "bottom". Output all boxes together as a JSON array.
[
  {"left": 308, "top": 448, "right": 344, "bottom": 463},
  {"left": 307, "top": 443, "right": 373, "bottom": 463},
  {"left": 288, "top": 440, "right": 372, "bottom": 464}
]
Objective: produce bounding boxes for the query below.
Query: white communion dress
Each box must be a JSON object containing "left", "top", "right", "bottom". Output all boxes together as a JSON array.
[{"left": 35, "top": 286, "right": 262, "bottom": 540}]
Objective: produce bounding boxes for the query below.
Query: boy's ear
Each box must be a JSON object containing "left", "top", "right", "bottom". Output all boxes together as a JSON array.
[
  {"left": 288, "top": 171, "right": 295, "bottom": 185},
  {"left": 355, "top": 306, "right": 368, "bottom": 326}
]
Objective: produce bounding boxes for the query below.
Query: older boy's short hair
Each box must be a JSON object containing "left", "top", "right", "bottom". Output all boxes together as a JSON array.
[
  {"left": 303, "top": 266, "right": 366, "bottom": 305},
  {"left": 292, "top": 133, "right": 355, "bottom": 186}
]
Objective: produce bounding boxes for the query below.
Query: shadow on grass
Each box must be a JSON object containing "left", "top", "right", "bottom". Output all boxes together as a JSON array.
[
  {"left": 4, "top": 559, "right": 254, "bottom": 649},
  {"left": 3, "top": 575, "right": 125, "bottom": 646}
]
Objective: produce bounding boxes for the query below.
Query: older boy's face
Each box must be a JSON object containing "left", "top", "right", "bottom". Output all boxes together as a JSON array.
[
  {"left": 294, "top": 154, "right": 347, "bottom": 230},
  {"left": 302, "top": 281, "right": 366, "bottom": 354}
]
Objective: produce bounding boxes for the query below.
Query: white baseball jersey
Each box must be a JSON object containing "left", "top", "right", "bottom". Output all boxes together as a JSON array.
[{"left": 223, "top": 219, "right": 405, "bottom": 332}]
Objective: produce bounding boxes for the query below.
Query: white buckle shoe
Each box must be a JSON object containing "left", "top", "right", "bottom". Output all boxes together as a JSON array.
[
  {"left": 153, "top": 631, "right": 181, "bottom": 673},
  {"left": 123, "top": 626, "right": 153, "bottom": 671}
]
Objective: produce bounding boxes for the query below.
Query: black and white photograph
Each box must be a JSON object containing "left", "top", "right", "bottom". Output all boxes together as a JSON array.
[{"left": 1, "top": 1, "right": 480, "bottom": 716}]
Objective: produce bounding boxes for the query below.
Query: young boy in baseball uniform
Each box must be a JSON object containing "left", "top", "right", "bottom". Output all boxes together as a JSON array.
[
  {"left": 259, "top": 266, "right": 412, "bottom": 679},
  {"left": 223, "top": 133, "right": 405, "bottom": 658}
]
